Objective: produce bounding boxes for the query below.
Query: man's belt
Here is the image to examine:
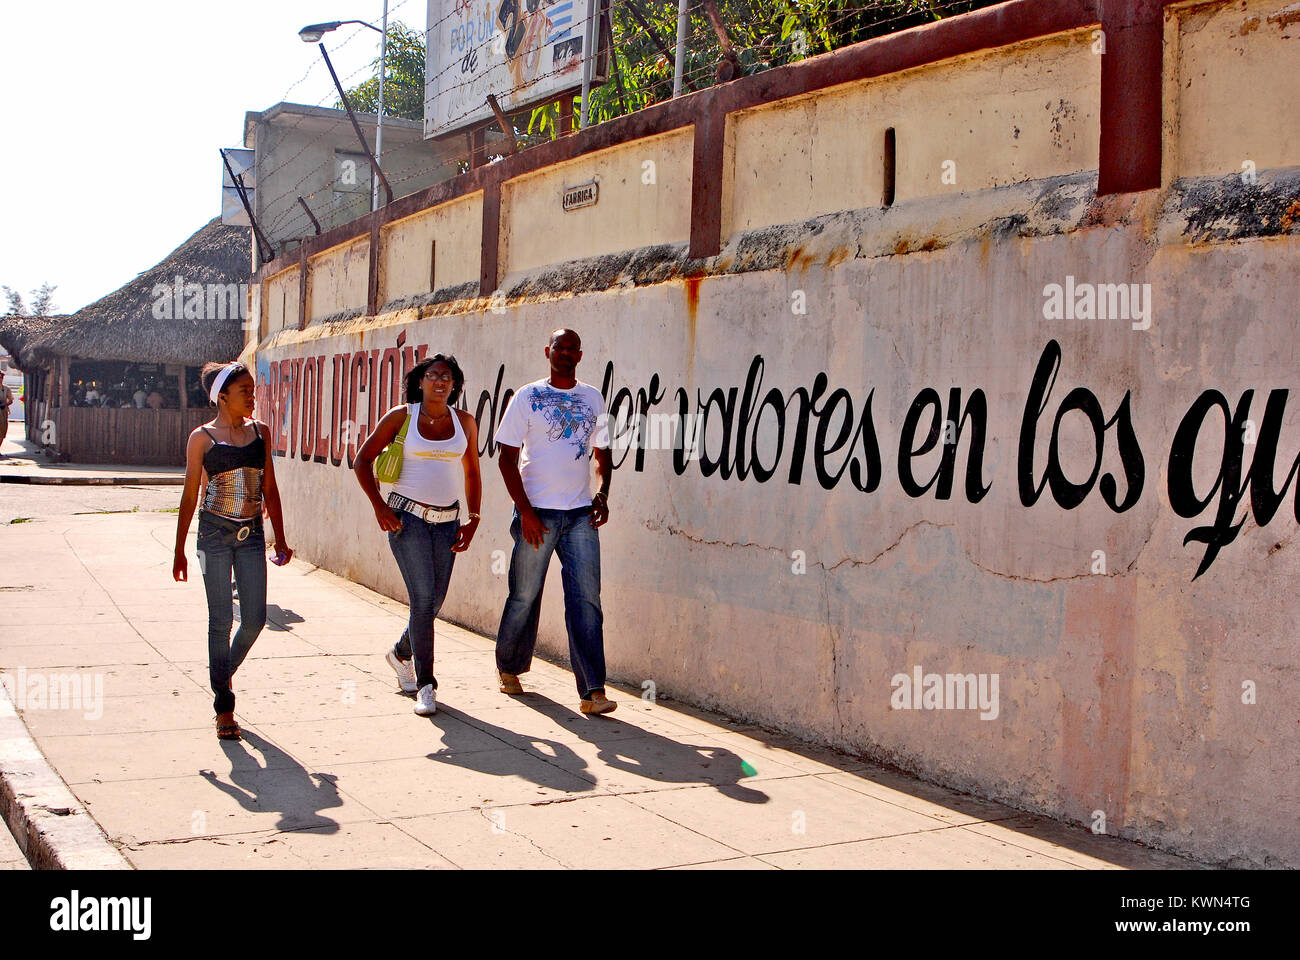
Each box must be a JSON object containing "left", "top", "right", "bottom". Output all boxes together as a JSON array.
[{"left": 387, "top": 492, "right": 459, "bottom": 524}]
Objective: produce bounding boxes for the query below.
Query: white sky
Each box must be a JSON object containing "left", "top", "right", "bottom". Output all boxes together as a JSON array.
[{"left": 0, "top": 0, "right": 423, "bottom": 315}]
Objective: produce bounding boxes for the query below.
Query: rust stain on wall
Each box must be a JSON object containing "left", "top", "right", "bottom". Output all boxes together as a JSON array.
[{"left": 824, "top": 246, "right": 852, "bottom": 268}]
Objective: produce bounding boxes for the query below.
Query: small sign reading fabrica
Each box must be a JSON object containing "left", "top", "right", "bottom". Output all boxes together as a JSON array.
[{"left": 562, "top": 180, "right": 598, "bottom": 211}]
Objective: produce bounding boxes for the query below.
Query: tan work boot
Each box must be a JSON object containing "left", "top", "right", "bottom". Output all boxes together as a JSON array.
[
  {"left": 499, "top": 672, "right": 524, "bottom": 695},
  {"left": 580, "top": 691, "right": 617, "bottom": 715}
]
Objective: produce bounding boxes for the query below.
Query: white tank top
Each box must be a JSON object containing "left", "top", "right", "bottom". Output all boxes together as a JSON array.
[{"left": 390, "top": 404, "right": 467, "bottom": 508}]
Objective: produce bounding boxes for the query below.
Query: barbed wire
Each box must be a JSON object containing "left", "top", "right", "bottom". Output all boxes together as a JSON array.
[{"left": 253, "top": 0, "right": 997, "bottom": 251}]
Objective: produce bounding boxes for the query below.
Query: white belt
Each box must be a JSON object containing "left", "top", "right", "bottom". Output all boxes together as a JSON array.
[{"left": 388, "top": 492, "right": 459, "bottom": 524}]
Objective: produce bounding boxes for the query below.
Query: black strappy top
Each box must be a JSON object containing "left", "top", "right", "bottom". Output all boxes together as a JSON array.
[{"left": 201, "top": 426, "right": 265, "bottom": 520}]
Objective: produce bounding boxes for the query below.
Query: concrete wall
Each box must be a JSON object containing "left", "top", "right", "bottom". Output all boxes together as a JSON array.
[
  {"left": 381, "top": 193, "right": 484, "bottom": 303},
  {"left": 500, "top": 129, "right": 695, "bottom": 277},
  {"left": 248, "top": 0, "right": 1300, "bottom": 867},
  {"left": 261, "top": 265, "right": 300, "bottom": 338},
  {"left": 726, "top": 29, "right": 1101, "bottom": 235},
  {"left": 306, "top": 238, "right": 369, "bottom": 320},
  {"left": 1165, "top": 0, "right": 1300, "bottom": 181}
]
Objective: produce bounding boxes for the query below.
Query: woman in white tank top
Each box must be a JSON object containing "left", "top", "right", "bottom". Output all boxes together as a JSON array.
[{"left": 354, "top": 355, "right": 482, "bottom": 716}]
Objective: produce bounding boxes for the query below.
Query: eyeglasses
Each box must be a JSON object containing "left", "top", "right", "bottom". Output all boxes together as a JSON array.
[{"left": 423, "top": 371, "right": 455, "bottom": 382}]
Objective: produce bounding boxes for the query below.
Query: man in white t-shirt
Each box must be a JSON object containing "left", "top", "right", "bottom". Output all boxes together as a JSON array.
[{"left": 493, "top": 328, "right": 616, "bottom": 714}]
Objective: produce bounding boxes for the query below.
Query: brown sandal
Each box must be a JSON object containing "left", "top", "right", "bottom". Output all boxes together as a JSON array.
[{"left": 216, "top": 712, "right": 242, "bottom": 740}]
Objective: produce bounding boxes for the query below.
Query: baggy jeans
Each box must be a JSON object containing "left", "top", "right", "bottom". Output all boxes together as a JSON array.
[
  {"left": 495, "top": 506, "right": 605, "bottom": 698},
  {"left": 196, "top": 512, "right": 267, "bottom": 714},
  {"left": 388, "top": 511, "right": 459, "bottom": 690}
]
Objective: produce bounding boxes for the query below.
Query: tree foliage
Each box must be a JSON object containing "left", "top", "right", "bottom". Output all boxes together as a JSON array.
[
  {"left": 526, "top": 0, "right": 1003, "bottom": 138},
  {"left": 334, "top": 4, "right": 1004, "bottom": 154},
  {"left": 2, "top": 282, "right": 58, "bottom": 317},
  {"left": 339, "top": 21, "right": 427, "bottom": 121}
]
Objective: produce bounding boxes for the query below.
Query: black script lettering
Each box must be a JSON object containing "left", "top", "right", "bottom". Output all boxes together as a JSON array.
[
  {"left": 473, "top": 364, "right": 511, "bottom": 458},
  {"left": 671, "top": 387, "right": 693, "bottom": 476},
  {"left": 1018, "top": 340, "right": 1144, "bottom": 511},
  {"left": 899, "top": 388, "right": 991, "bottom": 502},
  {"left": 1247, "top": 390, "right": 1300, "bottom": 527},
  {"left": 697, "top": 386, "right": 738, "bottom": 479},
  {"left": 600, "top": 362, "right": 638, "bottom": 471},
  {"left": 632, "top": 374, "right": 665, "bottom": 472},
  {"left": 729, "top": 357, "right": 767, "bottom": 481},
  {"left": 899, "top": 388, "right": 943, "bottom": 497},
  {"left": 750, "top": 387, "right": 786, "bottom": 483},
  {"left": 1169, "top": 389, "right": 1300, "bottom": 578},
  {"left": 784, "top": 374, "right": 829, "bottom": 485},
  {"left": 814, "top": 387, "right": 856, "bottom": 490}
]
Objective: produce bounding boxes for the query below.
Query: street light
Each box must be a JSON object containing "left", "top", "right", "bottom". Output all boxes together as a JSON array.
[{"left": 299, "top": 6, "right": 390, "bottom": 211}]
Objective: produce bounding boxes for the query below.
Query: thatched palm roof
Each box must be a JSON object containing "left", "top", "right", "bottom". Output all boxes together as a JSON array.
[
  {"left": 4, "top": 218, "right": 252, "bottom": 369},
  {"left": 0, "top": 314, "right": 65, "bottom": 369}
]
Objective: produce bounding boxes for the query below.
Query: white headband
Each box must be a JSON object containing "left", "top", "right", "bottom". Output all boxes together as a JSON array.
[{"left": 209, "top": 364, "right": 239, "bottom": 404}]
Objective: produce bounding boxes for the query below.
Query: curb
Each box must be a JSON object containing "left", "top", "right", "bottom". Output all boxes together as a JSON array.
[
  {"left": 0, "top": 680, "right": 131, "bottom": 870},
  {"left": 0, "top": 475, "right": 183, "bottom": 486}
]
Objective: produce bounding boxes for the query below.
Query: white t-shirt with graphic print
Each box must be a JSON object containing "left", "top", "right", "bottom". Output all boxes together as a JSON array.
[{"left": 494, "top": 378, "right": 610, "bottom": 511}]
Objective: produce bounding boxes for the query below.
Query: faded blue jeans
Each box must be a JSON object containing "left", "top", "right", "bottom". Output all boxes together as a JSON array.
[
  {"left": 388, "top": 510, "right": 459, "bottom": 690},
  {"left": 496, "top": 506, "right": 605, "bottom": 698},
  {"left": 197, "top": 511, "right": 267, "bottom": 714}
]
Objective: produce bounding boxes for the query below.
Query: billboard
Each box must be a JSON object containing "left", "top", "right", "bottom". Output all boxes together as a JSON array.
[
  {"left": 424, "top": 0, "right": 605, "bottom": 139},
  {"left": 220, "top": 148, "right": 256, "bottom": 227}
]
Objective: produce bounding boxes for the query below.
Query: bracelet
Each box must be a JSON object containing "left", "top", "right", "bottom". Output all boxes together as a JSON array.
[
  {"left": 592, "top": 491, "right": 608, "bottom": 503},
  {"left": 467, "top": 512, "right": 481, "bottom": 521}
]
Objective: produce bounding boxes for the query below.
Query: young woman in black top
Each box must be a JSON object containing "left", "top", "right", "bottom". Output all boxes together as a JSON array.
[{"left": 172, "top": 362, "right": 292, "bottom": 740}]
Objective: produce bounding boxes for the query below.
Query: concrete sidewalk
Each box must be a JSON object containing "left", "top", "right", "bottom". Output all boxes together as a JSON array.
[
  {"left": 0, "top": 512, "right": 1202, "bottom": 870},
  {"left": 0, "top": 433, "right": 183, "bottom": 484}
]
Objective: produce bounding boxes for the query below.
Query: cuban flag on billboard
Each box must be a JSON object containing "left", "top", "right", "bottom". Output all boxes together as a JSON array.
[{"left": 546, "top": 1, "right": 574, "bottom": 45}]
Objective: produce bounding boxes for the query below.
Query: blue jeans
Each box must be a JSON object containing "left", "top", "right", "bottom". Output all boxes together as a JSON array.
[
  {"left": 196, "top": 511, "right": 267, "bottom": 714},
  {"left": 496, "top": 506, "right": 605, "bottom": 698},
  {"left": 388, "top": 511, "right": 459, "bottom": 690}
]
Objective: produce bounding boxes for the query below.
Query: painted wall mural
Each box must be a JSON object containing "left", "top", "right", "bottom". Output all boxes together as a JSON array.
[{"left": 256, "top": 334, "right": 1298, "bottom": 580}]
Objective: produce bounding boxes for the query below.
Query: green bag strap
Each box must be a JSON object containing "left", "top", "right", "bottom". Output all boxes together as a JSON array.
[{"left": 394, "top": 409, "right": 412, "bottom": 443}]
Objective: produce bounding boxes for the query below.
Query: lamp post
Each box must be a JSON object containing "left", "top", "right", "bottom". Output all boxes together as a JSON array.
[{"left": 299, "top": 4, "right": 389, "bottom": 211}]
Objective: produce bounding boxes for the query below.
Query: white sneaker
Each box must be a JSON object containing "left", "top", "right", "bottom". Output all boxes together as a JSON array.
[
  {"left": 414, "top": 684, "right": 437, "bottom": 716},
  {"left": 386, "top": 650, "right": 418, "bottom": 694}
]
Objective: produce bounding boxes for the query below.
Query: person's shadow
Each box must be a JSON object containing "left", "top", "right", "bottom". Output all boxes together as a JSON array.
[
  {"left": 490, "top": 692, "right": 769, "bottom": 803},
  {"left": 421, "top": 704, "right": 598, "bottom": 796},
  {"left": 199, "top": 730, "right": 342, "bottom": 833},
  {"left": 264, "top": 604, "right": 306, "bottom": 632},
  {"left": 231, "top": 599, "right": 304, "bottom": 633}
]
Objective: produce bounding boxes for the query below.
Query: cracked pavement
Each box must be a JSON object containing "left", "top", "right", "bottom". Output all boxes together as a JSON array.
[{"left": 0, "top": 506, "right": 1202, "bottom": 869}]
